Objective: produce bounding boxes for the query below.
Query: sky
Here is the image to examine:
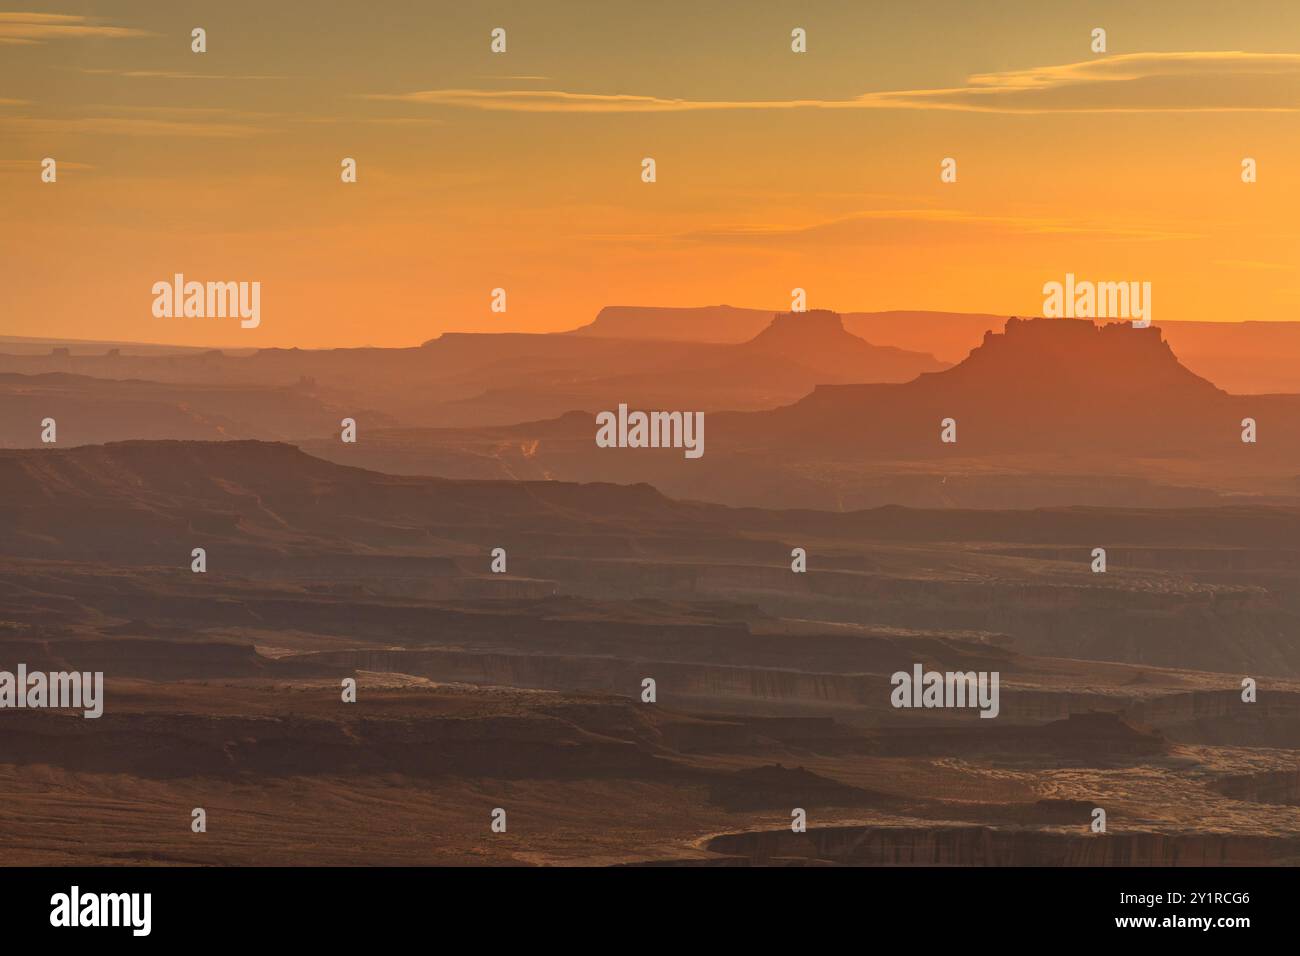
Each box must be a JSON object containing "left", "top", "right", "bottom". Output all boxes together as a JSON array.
[{"left": 1, "top": 0, "right": 1299, "bottom": 348}]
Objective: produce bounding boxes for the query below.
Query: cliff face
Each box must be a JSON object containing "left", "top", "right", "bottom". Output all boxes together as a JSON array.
[
  {"left": 0, "top": 439, "right": 686, "bottom": 561},
  {"left": 705, "top": 824, "right": 1300, "bottom": 866},
  {"left": 0, "top": 705, "right": 668, "bottom": 779}
]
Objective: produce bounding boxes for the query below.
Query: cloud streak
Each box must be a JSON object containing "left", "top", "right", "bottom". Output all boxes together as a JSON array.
[
  {"left": 0, "top": 116, "right": 259, "bottom": 138},
  {"left": 368, "top": 52, "right": 1300, "bottom": 114},
  {"left": 80, "top": 69, "right": 287, "bottom": 81},
  {"left": 0, "top": 12, "right": 153, "bottom": 44},
  {"left": 670, "top": 210, "right": 1202, "bottom": 247},
  {"left": 0, "top": 158, "right": 93, "bottom": 170}
]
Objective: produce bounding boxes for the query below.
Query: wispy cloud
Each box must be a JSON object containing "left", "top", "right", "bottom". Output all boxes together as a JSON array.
[
  {"left": 0, "top": 116, "right": 258, "bottom": 138},
  {"left": 364, "top": 88, "right": 805, "bottom": 112},
  {"left": 80, "top": 69, "right": 286, "bottom": 80},
  {"left": 293, "top": 116, "right": 445, "bottom": 126},
  {"left": 1214, "top": 259, "right": 1293, "bottom": 271},
  {"left": 368, "top": 52, "right": 1300, "bottom": 114},
  {"left": 85, "top": 104, "right": 284, "bottom": 120},
  {"left": 0, "top": 12, "right": 154, "bottom": 45},
  {"left": 1, "top": 104, "right": 286, "bottom": 140},
  {"left": 0, "top": 158, "right": 93, "bottom": 170},
  {"left": 671, "top": 210, "right": 1201, "bottom": 247}
]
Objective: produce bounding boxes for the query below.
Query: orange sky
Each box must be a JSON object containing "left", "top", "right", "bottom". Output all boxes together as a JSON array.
[{"left": 2, "top": 1, "right": 1299, "bottom": 348}]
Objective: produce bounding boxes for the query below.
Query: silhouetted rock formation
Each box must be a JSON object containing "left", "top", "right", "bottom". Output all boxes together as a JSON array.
[
  {"left": 730, "top": 317, "right": 1300, "bottom": 456},
  {"left": 737, "top": 310, "right": 944, "bottom": 379}
]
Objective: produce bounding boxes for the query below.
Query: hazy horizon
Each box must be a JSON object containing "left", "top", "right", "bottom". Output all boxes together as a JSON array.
[
  {"left": 9, "top": 304, "right": 1300, "bottom": 354},
  {"left": 3, "top": 0, "right": 1299, "bottom": 348}
]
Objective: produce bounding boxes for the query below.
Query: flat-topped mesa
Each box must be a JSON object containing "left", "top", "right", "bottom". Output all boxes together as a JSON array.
[
  {"left": 980, "top": 315, "right": 1167, "bottom": 352},
  {"left": 973, "top": 315, "right": 1172, "bottom": 362},
  {"left": 737, "top": 312, "right": 1269, "bottom": 456},
  {"left": 946, "top": 316, "right": 1218, "bottom": 397},
  {"left": 746, "top": 309, "right": 850, "bottom": 347},
  {"left": 794, "top": 315, "right": 1217, "bottom": 405},
  {"left": 738, "top": 309, "right": 946, "bottom": 379}
]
